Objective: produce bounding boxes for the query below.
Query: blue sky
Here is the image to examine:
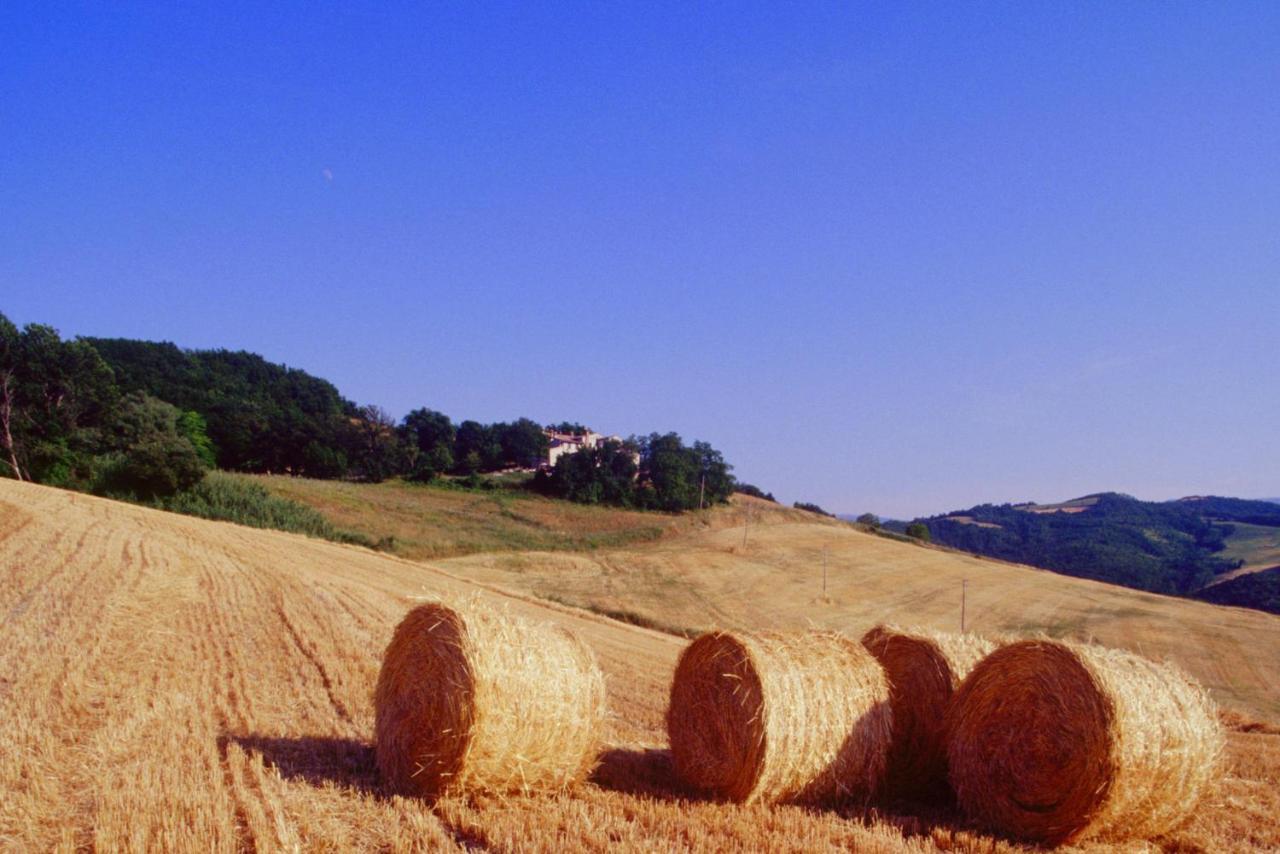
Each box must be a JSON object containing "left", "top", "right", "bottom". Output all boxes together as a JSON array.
[{"left": 3, "top": 3, "right": 1277, "bottom": 518}]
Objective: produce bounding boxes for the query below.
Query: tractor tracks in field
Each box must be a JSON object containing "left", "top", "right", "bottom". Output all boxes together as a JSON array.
[{"left": 274, "top": 594, "right": 354, "bottom": 727}]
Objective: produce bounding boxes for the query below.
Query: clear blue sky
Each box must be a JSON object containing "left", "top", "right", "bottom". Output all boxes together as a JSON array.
[{"left": 3, "top": 3, "right": 1277, "bottom": 518}]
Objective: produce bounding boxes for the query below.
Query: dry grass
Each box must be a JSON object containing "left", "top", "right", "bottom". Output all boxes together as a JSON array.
[
  {"left": 375, "top": 601, "right": 606, "bottom": 799},
  {"left": 251, "top": 474, "right": 670, "bottom": 559},
  {"left": 666, "top": 630, "right": 891, "bottom": 805},
  {"left": 0, "top": 478, "right": 1277, "bottom": 851},
  {"left": 441, "top": 501, "right": 1280, "bottom": 720},
  {"left": 946, "top": 639, "right": 1224, "bottom": 845},
  {"left": 861, "top": 626, "right": 995, "bottom": 802}
]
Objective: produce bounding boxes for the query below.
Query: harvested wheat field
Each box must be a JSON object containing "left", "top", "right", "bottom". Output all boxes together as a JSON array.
[{"left": 2, "top": 479, "right": 1279, "bottom": 851}]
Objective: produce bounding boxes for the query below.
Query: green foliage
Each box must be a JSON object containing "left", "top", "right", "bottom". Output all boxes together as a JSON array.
[
  {"left": 8, "top": 316, "right": 741, "bottom": 517},
  {"left": 1195, "top": 567, "right": 1280, "bottom": 615},
  {"left": 85, "top": 337, "right": 354, "bottom": 477},
  {"left": 0, "top": 313, "right": 118, "bottom": 486},
  {"left": 95, "top": 393, "right": 209, "bottom": 498},
  {"left": 347, "top": 404, "right": 404, "bottom": 483},
  {"left": 918, "top": 492, "right": 1249, "bottom": 594},
  {"left": 538, "top": 432, "right": 734, "bottom": 512},
  {"left": 856, "top": 512, "right": 881, "bottom": 528},
  {"left": 400, "top": 408, "right": 455, "bottom": 480},
  {"left": 177, "top": 410, "right": 217, "bottom": 467},
  {"left": 543, "top": 439, "right": 640, "bottom": 506},
  {"left": 905, "top": 522, "right": 932, "bottom": 542},
  {"left": 153, "top": 472, "right": 376, "bottom": 547}
]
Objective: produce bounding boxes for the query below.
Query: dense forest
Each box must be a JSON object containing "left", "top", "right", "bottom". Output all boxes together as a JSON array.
[
  {"left": 2, "top": 314, "right": 736, "bottom": 512},
  {"left": 1195, "top": 567, "right": 1280, "bottom": 615},
  {"left": 917, "top": 493, "right": 1280, "bottom": 596}
]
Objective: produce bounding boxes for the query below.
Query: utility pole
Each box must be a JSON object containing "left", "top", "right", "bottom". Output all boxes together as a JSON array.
[
  {"left": 699, "top": 474, "right": 705, "bottom": 510},
  {"left": 822, "top": 545, "right": 828, "bottom": 597},
  {"left": 961, "top": 579, "right": 967, "bottom": 634}
]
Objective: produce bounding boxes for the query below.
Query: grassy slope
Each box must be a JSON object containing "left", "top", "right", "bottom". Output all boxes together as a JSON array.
[
  {"left": 1215, "top": 520, "right": 1280, "bottom": 577},
  {"left": 2, "top": 478, "right": 1279, "bottom": 851},
  {"left": 253, "top": 474, "right": 669, "bottom": 560}
]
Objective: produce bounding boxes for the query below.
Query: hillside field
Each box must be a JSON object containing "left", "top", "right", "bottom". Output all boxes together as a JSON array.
[
  {"left": 1215, "top": 520, "right": 1280, "bottom": 580},
  {"left": 2, "top": 478, "right": 1279, "bottom": 851}
]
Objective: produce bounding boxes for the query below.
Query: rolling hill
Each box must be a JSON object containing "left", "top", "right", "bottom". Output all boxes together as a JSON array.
[
  {"left": 2, "top": 478, "right": 1279, "bottom": 851},
  {"left": 916, "top": 492, "right": 1280, "bottom": 608}
]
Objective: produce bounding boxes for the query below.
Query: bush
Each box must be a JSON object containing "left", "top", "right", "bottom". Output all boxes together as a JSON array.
[
  {"left": 794, "top": 501, "right": 834, "bottom": 517},
  {"left": 736, "top": 483, "right": 776, "bottom": 502},
  {"left": 905, "top": 522, "right": 931, "bottom": 542},
  {"left": 96, "top": 393, "right": 208, "bottom": 499},
  {"left": 153, "top": 472, "right": 377, "bottom": 547}
]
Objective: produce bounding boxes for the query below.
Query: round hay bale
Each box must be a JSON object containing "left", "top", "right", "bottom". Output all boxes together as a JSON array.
[
  {"left": 374, "top": 601, "right": 607, "bottom": 799},
  {"left": 666, "top": 630, "right": 892, "bottom": 805},
  {"left": 860, "top": 625, "right": 995, "bottom": 801},
  {"left": 945, "top": 639, "right": 1224, "bottom": 845}
]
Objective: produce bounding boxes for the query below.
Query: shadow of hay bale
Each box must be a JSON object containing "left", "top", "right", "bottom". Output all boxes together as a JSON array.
[
  {"left": 228, "top": 733, "right": 384, "bottom": 797},
  {"left": 589, "top": 748, "right": 698, "bottom": 802}
]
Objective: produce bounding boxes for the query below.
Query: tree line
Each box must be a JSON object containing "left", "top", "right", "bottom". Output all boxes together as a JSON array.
[{"left": 2, "top": 315, "right": 739, "bottom": 512}]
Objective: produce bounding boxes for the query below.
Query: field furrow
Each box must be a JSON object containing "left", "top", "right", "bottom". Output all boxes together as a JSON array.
[{"left": 1, "top": 478, "right": 1277, "bottom": 852}]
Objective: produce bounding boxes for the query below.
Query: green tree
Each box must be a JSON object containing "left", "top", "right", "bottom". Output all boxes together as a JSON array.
[
  {"left": 905, "top": 522, "right": 931, "bottom": 542},
  {"left": 347, "top": 404, "right": 406, "bottom": 482},
  {"left": 400, "top": 408, "right": 455, "bottom": 480},
  {"left": 454, "top": 420, "right": 500, "bottom": 472},
  {"left": 96, "top": 393, "right": 209, "bottom": 498},
  {"left": 857, "top": 513, "right": 881, "bottom": 528},
  {"left": 177, "top": 410, "right": 217, "bottom": 468},
  {"left": 0, "top": 316, "right": 118, "bottom": 486},
  {"left": 497, "top": 418, "right": 549, "bottom": 469}
]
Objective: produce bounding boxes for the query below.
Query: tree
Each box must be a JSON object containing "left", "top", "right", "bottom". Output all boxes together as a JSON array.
[
  {"left": 348, "top": 405, "right": 405, "bottom": 482},
  {"left": 454, "top": 420, "right": 498, "bottom": 473},
  {"left": 96, "top": 392, "right": 209, "bottom": 498},
  {"left": 400, "top": 408, "right": 455, "bottom": 480},
  {"left": 0, "top": 316, "right": 118, "bottom": 486},
  {"left": 543, "top": 439, "right": 639, "bottom": 506},
  {"left": 0, "top": 314, "right": 20, "bottom": 479},
  {"left": 497, "top": 418, "right": 549, "bottom": 469},
  {"left": 905, "top": 522, "right": 931, "bottom": 542},
  {"left": 693, "top": 441, "right": 735, "bottom": 505},
  {"left": 857, "top": 513, "right": 881, "bottom": 528},
  {"left": 177, "top": 410, "right": 217, "bottom": 468}
]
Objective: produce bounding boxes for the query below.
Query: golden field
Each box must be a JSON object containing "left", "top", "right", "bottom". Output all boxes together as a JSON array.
[{"left": 2, "top": 478, "right": 1279, "bottom": 851}]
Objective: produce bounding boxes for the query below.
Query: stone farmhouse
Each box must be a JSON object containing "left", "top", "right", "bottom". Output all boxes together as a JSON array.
[{"left": 541, "top": 426, "right": 636, "bottom": 470}]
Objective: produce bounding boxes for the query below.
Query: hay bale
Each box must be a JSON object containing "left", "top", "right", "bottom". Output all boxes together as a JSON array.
[
  {"left": 666, "top": 630, "right": 892, "bottom": 805},
  {"left": 860, "top": 625, "right": 995, "bottom": 801},
  {"left": 374, "top": 601, "right": 607, "bottom": 799},
  {"left": 945, "top": 639, "right": 1224, "bottom": 845}
]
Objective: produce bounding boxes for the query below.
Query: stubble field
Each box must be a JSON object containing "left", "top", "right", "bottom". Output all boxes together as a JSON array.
[{"left": 2, "top": 479, "right": 1278, "bottom": 851}]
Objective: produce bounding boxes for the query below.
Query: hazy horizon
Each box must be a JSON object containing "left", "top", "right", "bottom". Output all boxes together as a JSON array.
[{"left": 5, "top": 4, "right": 1277, "bottom": 518}]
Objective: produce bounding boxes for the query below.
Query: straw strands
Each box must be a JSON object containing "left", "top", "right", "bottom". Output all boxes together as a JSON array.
[
  {"left": 374, "top": 600, "right": 607, "bottom": 799},
  {"left": 946, "top": 639, "right": 1224, "bottom": 845},
  {"left": 860, "top": 625, "right": 994, "bottom": 800},
  {"left": 666, "top": 630, "right": 892, "bottom": 805}
]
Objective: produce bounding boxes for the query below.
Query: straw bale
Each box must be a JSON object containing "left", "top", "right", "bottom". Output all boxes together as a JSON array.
[
  {"left": 945, "top": 639, "right": 1224, "bottom": 845},
  {"left": 666, "top": 630, "right": 892, "bottom": 805},
  {"left": 860, "top": 625, "right": 995, "bottom": 801},
  {"left": 374, "top": 600, "right": 607, "bottom": 799}
]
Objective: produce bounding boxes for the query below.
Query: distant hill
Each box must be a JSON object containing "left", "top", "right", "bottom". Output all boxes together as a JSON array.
[
  {"left": 1197, "top": 566, "right": 1280, "bottom": 614},
  {"left": 916, "top": 492, "right": 1280, "bottom": 603}
]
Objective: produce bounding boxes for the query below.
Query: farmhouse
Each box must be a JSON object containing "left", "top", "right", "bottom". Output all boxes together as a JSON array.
[{"left": 542, "top": 426, "right": 632, "bottom": 469}]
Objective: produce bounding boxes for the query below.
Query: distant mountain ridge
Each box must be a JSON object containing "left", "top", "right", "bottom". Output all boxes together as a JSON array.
[{"left": 914, "top": 492, "right": 1280, "bottom": 613}]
